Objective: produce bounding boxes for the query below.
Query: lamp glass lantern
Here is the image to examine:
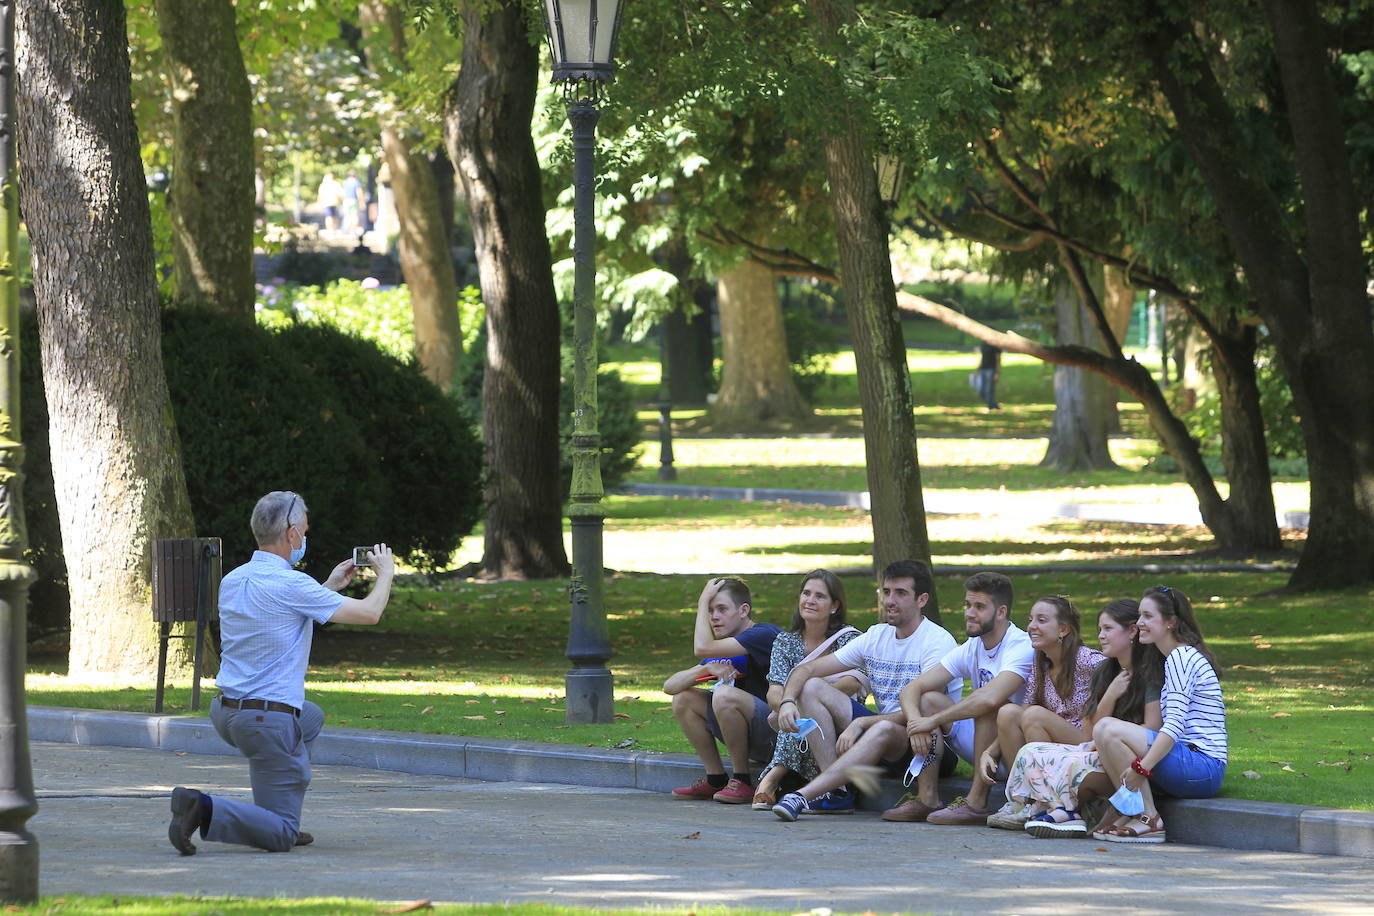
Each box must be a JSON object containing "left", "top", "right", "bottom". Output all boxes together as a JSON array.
[{"left": 542, "top": 0, "right": 627, "bottom": 87}]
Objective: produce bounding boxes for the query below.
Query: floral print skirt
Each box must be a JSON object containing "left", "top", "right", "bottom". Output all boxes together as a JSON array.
[{"left": 1006, "top": 740, "right": 1102, "bottom": 811}]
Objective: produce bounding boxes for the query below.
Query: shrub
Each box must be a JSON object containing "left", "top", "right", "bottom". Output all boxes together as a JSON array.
[
  {"left": 1175, "top": 338, "right": 1305, "bottom": 466},
  {"left": 21, "top": 307, "right": 483, "bottom": 630}
]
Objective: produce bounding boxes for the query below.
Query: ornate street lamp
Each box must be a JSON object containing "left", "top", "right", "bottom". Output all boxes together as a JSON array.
[
  {"left": 540, "top": 0, "right": 626, "bottom": 724},
  {"left": 0, "top": 0, "right": 39, "bottom": 902}
]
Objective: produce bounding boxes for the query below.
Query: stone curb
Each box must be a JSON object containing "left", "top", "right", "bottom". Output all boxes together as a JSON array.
[
  {"left": 621, "top": 483, "right": 1311, "bottom": 532},
  {"left": 28, "top": 705, "right": 1373, "bottom": 859}
]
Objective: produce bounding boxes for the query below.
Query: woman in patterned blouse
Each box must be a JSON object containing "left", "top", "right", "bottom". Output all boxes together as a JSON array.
[
  {"left": 981, "top": 596, "right": 1104, "bottom": 827},
  {"left": 750, "top": 569, "right": 868, "bottom": 810}
]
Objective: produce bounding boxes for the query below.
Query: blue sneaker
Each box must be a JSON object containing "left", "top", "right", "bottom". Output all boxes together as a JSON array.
[
  {"left": 803, "top": 786, "right": 856, "bottom": 814},
  {"left": 772, "top": 792, "right": 809, "bottom": 822}
]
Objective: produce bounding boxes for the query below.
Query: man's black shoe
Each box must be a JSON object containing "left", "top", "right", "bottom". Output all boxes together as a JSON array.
[
  {"left": 168, "top": 787, "right": 205, "bottom": 856},
  {"left": 295, "top": 831, "right": 314, "bottom": 847}
]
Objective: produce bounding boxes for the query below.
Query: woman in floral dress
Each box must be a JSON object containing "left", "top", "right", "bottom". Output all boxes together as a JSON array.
[
  {"left": 1005, "top": 598, "right": 1163, "bottom": 838},
  {"left": 750, "top": 569, "right": 869, "bottom": 809}
]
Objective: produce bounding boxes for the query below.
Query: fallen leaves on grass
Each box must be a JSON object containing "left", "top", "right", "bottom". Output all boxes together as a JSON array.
[
  {"left": 682, "top": 832, "right": 700, "bottom": 839},
  {"left": 379, "top": 900, "right": 432, "bottom": 913},
  {"left": 464, "top": 715, "right": 487, "bottom": 720},
  {"left": 614, "top": 713, "right": 633, "bottom": 720},
  {"left": 1271, "top": 712, "right": 1291, "bottom": 718},
  {"left": 1243, "top": 770, "right": 1262, "bottom": 779},
  {"left": 420, "top": 706, "right": 433, "bottom": 715}
]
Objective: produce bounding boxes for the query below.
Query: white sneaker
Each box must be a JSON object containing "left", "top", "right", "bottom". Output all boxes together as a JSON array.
[{"left": 986, "top": 799, "right": 1032, "bottom": 830}]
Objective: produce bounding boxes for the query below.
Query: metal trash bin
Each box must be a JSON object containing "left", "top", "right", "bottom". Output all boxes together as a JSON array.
[{"left": 152, "top": 537, "right": 221, "bottom": 712}]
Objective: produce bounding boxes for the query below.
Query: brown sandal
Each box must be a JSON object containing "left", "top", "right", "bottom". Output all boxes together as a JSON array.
[
  {"left": 1103, "top": 813, "right": 1166, "bottom": 844},
  {"left": 751, "top": 791, "right": 777, "bottom": 811}
]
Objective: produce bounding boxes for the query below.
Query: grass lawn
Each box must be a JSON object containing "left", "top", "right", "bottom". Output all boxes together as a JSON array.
[
  {"left": 2, "top": 899, "right": 853, "bottom": 916},
  {"left": 29, "top": 561, "right": 1373, "bottom": 812}
]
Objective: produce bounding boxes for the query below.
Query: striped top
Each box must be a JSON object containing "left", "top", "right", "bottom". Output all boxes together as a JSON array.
[{"left": 1160, "top": 644, "right": 1227, "bottom": 762}]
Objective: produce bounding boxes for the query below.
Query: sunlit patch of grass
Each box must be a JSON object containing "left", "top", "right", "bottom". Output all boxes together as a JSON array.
[{"left": 29, "top": 571, "right": 1374, "bottom": 810}]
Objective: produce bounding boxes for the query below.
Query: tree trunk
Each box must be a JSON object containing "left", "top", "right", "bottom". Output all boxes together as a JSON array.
[
  {"left": 1145, "top": 3, "right": 1374, "bottom": 587},
  {"left": 708, "top": 255, "right": 808, "bottom": 429},
  {"left": 662, "top": 237, "right": 714, "bottom": 406},
  {"left": 1211, "top": 320, "right": 1282, "bottom": 550},
  {"left": 1040, "top": 283, "right": 1117, "bottom": 471},
  {"left": 444, "top": 0, "right": 568, "bottom": 579},
  {"left": 1101, "top": 266, "right": 1137, "bottom": 433},
  {"left": 360, "top": 0, "right": 463, "bottom": 392},
  {"left": 17, "top": 0, "right": 201, "bottom": 679},
  {"left": 154, "top": 0, "right": 255, "bottom": 313},
  {"left": 806, "top": 0, "right": 936, "bottom": 606}
]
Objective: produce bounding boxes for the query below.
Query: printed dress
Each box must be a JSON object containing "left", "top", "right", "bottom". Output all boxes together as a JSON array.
[
  {"left": 1006, "top": 741, "right": 1101, "bottom": 811},
  {"left": 763, "top": 628, "right": 864, "bottom": 782}
]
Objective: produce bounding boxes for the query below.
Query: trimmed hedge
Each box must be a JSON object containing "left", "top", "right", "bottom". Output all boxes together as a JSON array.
[{"left": 22, "top": 307, "right": 483, "bottom": 632}]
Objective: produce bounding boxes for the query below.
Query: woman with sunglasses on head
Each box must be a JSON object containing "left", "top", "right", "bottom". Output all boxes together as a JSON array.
[
  {"left": 981, "top": 595, "right": 1103, "bottom": 830},
  {"left": 750, "top": 569, "right": 868, "bottom": 810},
  {"left": 1091, "top": 586, "right": 1227, "bottom": 843},
  {"left": 1001, "top": 598, "right": 1164, "bottom": 838}
]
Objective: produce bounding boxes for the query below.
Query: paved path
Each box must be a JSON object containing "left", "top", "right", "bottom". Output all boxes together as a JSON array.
[{"left": 31, "top": 742, "right": 1374, "bottom": 915}]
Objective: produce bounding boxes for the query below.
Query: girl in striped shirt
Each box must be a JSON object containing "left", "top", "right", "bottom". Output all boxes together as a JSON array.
[{"left": 1092, "top": 586, "right": 1227, "bottom": 843}]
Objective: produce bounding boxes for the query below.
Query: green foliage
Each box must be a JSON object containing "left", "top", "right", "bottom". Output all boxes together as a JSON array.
[
  {"left": 1175, "top": 342, "right": 1307, "bottom": 466},
  {"left": 162, "top": 307, "right": 482, "bottom": 578},
  {"left": 20, "top": 309, "right": 484, "bottom": 630},
  {"left": 780, "top": 285, "right": 843, "bottom": 403},
  {"left": 258, "top": 279, "right": 485, "bottom": 363}
]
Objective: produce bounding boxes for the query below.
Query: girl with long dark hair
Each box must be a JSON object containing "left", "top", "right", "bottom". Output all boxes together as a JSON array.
[{"left": 1092, "top": 586, "right": 1226, "bottom": 843}]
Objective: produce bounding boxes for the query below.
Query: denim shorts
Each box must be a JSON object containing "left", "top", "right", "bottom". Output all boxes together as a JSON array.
[{"left": 1146, "top": 729, "right": 1226, "bottom": 798}]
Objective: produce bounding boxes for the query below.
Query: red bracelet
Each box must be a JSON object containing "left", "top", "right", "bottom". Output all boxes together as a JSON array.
[{"left": 1131, "top": 757, "right": 1153, "bottom": 778}]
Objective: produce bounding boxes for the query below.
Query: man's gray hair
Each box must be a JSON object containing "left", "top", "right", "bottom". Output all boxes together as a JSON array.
[{"left": 250, "top": 491, "right": 307, "bottom": 546}]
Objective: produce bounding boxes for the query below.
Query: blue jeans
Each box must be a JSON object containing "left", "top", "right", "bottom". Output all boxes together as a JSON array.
[{"left": 1146, "top": 729, "right": 1225, "bottom": 798}]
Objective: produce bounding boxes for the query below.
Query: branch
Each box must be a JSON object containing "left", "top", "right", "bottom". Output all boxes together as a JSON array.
[
  {"left": 913, "top": 197, "right": 1050, "bottom": 252},
  {"left": 697, "top": 225, "right": 839, "bottom": 283}
]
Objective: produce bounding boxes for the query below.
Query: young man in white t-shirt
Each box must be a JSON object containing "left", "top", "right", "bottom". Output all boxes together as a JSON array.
[
  {"left": 769, "top": 560, "right": 959, "bottom": 821},
  {"left": 887, "top": 571, "right": 1035, "bottom": 825}
]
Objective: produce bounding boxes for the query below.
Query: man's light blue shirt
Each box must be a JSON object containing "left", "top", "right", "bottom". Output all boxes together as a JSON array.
[{"left": 217, "top": 551, "right": 343, "bottom": 709}]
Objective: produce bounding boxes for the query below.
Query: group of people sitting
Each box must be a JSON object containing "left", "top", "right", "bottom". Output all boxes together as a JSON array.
[{"left": 663, "top": 562, "right": 1226, "bottom": 844}]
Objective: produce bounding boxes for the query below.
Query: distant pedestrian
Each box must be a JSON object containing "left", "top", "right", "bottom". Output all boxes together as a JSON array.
[
  {"left": 977, "top": 342, "right": 1001, "bottom": 410},
  {"left": 167, "top": 490, "right": 395, "bottom": 855},
  {"left": 317, "top": 172, "right": 343, "bottom": 231},
  {"left": 342, "top": 171, "right": 363, "bottom": 232}
]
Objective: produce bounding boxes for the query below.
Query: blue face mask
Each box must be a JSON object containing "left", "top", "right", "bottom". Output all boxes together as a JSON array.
[{"left": 289, "top": 533, "right": 307, "bottom": 565}]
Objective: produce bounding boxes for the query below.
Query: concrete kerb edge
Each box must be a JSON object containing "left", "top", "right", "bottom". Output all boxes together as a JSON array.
[{"left": 26, "top": 705, "right": 1374, "bottom": 859}]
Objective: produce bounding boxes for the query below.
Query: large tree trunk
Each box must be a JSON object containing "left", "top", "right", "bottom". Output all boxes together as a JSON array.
[
  {"left": 806, "top": 0, "right": 936, "bottom": 605},
  {"left": 1211, "top": 319, "right": 1282, "bottom": 549},
  {"left": 1145, "top": 3, "right": 1374, "bottom": 588},
  {"left": 360, "top": 0, "right": 463, "bottom": 392},
  {"left": 18, "top": 0, "right": 200, "bottom": 679},
  {"left": 445, "top": 0, "right": 568, "bottom": 579},
  {"left": 708, "top": 255, "right": 808, "bottom": 429},
  {"left": 1040, "top": 283, "right": 1117, "bottom": 471},
  {"left": 154, "top": 0, "right": 255, "bottom": 313}
]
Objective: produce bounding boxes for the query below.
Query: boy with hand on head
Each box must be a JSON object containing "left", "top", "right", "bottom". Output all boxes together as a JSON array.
[{"left": 663, "top": 577, "right": 782, "bottom": 803}]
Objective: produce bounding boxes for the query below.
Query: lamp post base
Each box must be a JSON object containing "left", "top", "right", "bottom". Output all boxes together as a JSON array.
[
  {"left": 0, "top": 833, "right": 38, "bottom": 903},
  {"left": 565, "top": 667, "right": 614, "bottom": 724}
]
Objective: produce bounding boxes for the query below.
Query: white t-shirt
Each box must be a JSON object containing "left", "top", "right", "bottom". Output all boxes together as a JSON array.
[
  {"left": 832, "top": 618, "right": 960, "bottom": 714},
  {"left": 939, "top": 622, "right": 1036, "bottom": 704}
]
